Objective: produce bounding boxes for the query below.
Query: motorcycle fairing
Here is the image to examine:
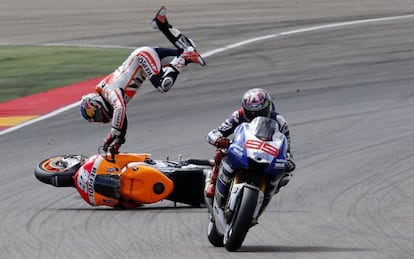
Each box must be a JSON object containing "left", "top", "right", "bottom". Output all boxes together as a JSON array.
[
  {"left": 74, "top": 155, "right": 121, "bottom": 206},
  {"left": 226, "top": 117, "right": 288, "bottom": 180},
  {"left": 121, "top": 162, "right": 174, "bottom": 204},
  {"left": 74, "top": 153, "right": 154, "bottom": 206},
  {"left": 36, "top": 152, "right": 211, "bottom": 208}
]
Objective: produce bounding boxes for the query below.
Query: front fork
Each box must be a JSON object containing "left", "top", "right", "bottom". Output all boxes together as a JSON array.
[
  {"left": 216, "top": 169, "right": 267, "bottom": 221},
  {"left": 228, "top": 182, "right": 264, "bottom": 223},
  {"left": 209, "top": 159, "right": 281, "bottom": 222}
]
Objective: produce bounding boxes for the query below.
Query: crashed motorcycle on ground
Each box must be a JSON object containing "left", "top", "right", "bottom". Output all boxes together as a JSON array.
[
  {"left": 205, "top": 116, "right": 294, "bottom": 251},
  {"left": 35, "top": 149, "right": 213, "bottom": 209}
]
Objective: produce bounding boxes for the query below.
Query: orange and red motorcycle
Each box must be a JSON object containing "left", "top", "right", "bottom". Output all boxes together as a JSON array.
[{"left": 34, "top": 149, "right": 213, "bottom": 209}]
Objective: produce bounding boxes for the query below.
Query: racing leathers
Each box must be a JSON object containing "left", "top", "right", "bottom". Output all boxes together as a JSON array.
[
  {"left": 205, "top": 102, "right": 295, "bottom": 199},
  {"left": 207, "top": 102, "right": 292, "bottom": 152},
  {"left": 96, "top": 46, "right": 183, "bottom": 152},
  {"left": 95, "top": 6, "right": 206, "bottom": 153}
]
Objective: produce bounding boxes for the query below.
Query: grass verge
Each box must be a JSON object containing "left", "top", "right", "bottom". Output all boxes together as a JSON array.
[{"left": 0, "top": 45, "right": 131, "bottom": 102}]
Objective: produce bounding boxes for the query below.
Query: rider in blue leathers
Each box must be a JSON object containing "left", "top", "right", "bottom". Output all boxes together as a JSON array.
[{"left": 205, "top": 88, "right": 296, "bottom": 202}]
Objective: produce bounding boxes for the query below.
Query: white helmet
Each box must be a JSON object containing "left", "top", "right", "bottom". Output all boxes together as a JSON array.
[
  {"left": 241, "top": 88, "right": 272, "bottom": 121},
  {"left": 80, "top": 93, "right": 111, "bottom": 123}
]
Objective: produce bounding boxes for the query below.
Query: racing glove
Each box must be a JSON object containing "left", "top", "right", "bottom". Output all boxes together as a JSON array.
[
  {"left": 110, "top": 142, "right": 121, "bottom": 155},
  {"left": 103, "top": 128, "right": 123, "bottom": 152},
  {"left": 214, "top": 138, "right": 230, "bottom": 149}
]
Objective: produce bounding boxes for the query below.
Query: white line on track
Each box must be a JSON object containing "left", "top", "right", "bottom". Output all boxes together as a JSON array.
[{"left": 1, "top": 14, "right": 414, "bottom": 136}]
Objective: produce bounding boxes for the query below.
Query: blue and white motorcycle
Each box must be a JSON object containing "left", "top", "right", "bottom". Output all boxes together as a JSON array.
[{"left": 205, "top": 116, "right": 293, "bottom": 251}]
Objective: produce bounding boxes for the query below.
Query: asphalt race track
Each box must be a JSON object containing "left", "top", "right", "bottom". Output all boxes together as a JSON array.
[{"left": 1, "top": 1, "right": 414, "bottom": 258}]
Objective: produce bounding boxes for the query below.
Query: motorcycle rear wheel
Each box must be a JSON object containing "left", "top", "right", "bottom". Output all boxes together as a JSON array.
[
  {"left": 34, "top": 154, "right": 87, "bottom": 187},
  {"left": 224, "top": 187, "right": 258, "bottom": 251}
]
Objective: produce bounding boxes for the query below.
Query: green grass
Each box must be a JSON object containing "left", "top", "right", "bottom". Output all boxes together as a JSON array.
[{"left": 0, "top": 45, "right": 131, "bottom": 102}]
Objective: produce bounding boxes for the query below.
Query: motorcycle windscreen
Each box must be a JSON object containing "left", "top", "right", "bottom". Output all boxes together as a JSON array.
[
  {"left": 248, "top": 116, "right": 278, "bottom": 141},
  {"left": 228, "top": 117, "right": 279, "bottom": 169},
  {"left": 228, "top": 116, "right": 287, "bottom": 177}
]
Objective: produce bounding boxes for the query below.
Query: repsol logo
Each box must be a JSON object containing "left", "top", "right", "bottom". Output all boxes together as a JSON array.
[
  {"left": 137, "top": 52, "right": 158, "bottom": 77},
  {"left": 88, "top": 166, "right": 97, "bottom": 203}
]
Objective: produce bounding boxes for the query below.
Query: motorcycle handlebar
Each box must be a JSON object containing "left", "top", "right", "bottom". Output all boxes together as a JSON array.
[
  {"left": 185, "top": 159, "right": 214, "bottom": 166},
  {"left": 99, "top": 145, "right": 116, "bottom": 163}
]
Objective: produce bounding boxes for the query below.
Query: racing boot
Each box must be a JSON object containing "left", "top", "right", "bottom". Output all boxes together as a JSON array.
[
  {"left": 151, "top": 6, "right": 168, "bottom": 30},
  {"left": 271, "top": 172, "right": 293, "bottom": 196},
  {"left": 170, "top": 47, "right": 206, "bottom": 70},
  {"left": 204, "top": 150, "right": 224, "bottom": 197},
  {"left": 205, "top": 166, "right": 218, "bottom": 197},
  {"left": 151, "top": 6, "right": 203, "bottom": 54},
  {"left": 279, "top": 172, "right": 292, "bottom": 188},
  {"left": 180, "top": 47, "right": 206, "bottom": 66}
]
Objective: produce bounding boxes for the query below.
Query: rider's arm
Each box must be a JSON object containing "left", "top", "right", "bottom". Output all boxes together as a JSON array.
[
  {"left": 276, "top": 114, "right": 291, "bottom": 153},
  {"left": 206, "top": 109, "right": 243, "bottom": 146},
  {"left": 105, "top": 88, "right": 126, "bottom": 138}
]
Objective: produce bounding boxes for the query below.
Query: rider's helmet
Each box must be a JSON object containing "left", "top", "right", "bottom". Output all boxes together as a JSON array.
[
  {"left": 80, "top": 93, "right": 111, "bottom": 123},
  {"left": 241, "top": 88, "right": 272, "bottom": 121}
]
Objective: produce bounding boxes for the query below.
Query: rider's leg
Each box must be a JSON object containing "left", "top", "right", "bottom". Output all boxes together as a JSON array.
[
  {"left": 256, "top": 172, "right": 292, "bottom": 219},
  {"left": 154, "top": 47, "right": 182, "bottom": 61},
  {"left": 215, "top": 158, "right": 234, "bottom": 208},
  {"left": 152, "top": 6, "right": 206, "bottom": 66},
  {"left": 149, "top": 46, "right": 204, "bottom": 92},
  {"left": 155, "top": 47, "right": 206, "bottom": 71},
  {"left": 152, "top": 6, "right": 195, "bottom": 50},
  {"left": 205, "top": 149, "right": 224, "bottom": 197}
]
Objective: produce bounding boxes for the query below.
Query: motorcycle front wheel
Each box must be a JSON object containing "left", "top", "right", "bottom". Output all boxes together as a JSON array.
[
  {"left": 224, "top": 187, "right": 258, "bottom": 251},
  {"left": 34, "top": 154, "right": 87, "bottom": 187},
  {"left": 207, "top": 219, "right": 224, "bottom": 247}
]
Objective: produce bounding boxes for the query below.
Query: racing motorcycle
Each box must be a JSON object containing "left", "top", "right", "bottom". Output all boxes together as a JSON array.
[
  {"left": 205, "top": 116, "right": 293, "bottom": 251},
  {"left": 34, "top": 149, "right": 213, "bottom": 209}
]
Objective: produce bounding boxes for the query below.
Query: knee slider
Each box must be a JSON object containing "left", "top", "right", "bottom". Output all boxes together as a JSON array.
[
  {"left": 161, "top": 77, "right": 174, "bottom": 92},
  {"left": 160, "top": 66, "right": 178, "bottom": 92}
]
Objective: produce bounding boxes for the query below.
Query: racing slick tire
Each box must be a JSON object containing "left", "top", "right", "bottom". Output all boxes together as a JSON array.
[{"left": 34, "top": 154, "right": 87, "bottom": 187}]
